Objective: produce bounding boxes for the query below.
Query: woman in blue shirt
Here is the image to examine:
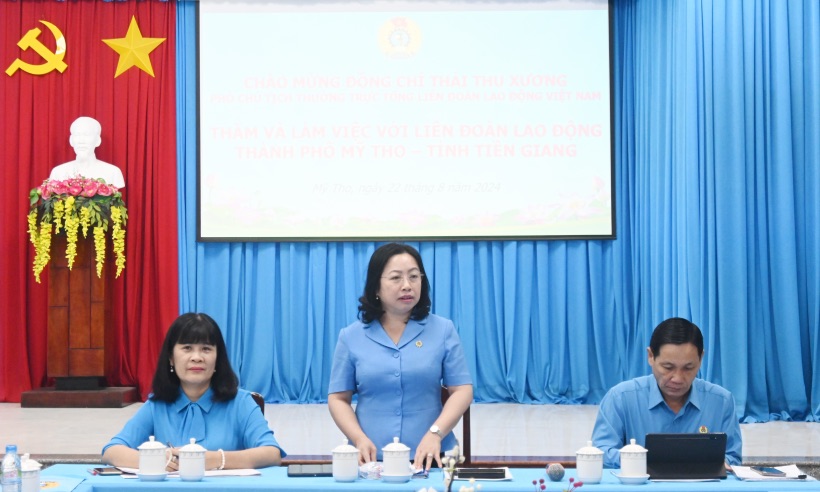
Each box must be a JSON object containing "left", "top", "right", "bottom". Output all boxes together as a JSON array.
[
  {"left": 328, "top": 243, "right": 473, "bottom": 471},
  {"left": 102, "top": 313, "right": 285, "bottom": 471}
]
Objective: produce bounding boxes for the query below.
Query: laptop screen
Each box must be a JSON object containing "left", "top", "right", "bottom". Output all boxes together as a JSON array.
[{"left": 645, "top": 433, "right": 727, "bottom": 480}]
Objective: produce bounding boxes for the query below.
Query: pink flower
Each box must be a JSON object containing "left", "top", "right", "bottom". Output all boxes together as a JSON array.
[
  {"left": 81, "top": 180, "right": 100, "bottom": 197},
  {"left": 39, "top": 184, "right": 51, "bottom": 199},
  {"left": 97, "top": 183, "right": 113, "bottom": 196},
  {"left": 68, "top": 184, "right": 83, "bottom": 196},
  {"left": 51, "top": 180, "right": 69, "bottom": 195}
]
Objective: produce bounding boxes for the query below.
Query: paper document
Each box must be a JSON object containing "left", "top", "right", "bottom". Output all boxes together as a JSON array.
[
  {"left": 733, "top": 465, "right": 813, "bottom": 481},
  {"left": 117, "top": 466, "right": 261, "bottom": 478}
]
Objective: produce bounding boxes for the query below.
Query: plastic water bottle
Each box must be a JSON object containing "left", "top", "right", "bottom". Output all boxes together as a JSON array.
[{"left": 1, "top": 445, "right": 21, "bottom": 492}]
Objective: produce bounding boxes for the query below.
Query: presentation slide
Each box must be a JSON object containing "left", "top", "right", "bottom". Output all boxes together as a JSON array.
[{"left": 198, "top": 0, "right": 613, "bottom": 241}]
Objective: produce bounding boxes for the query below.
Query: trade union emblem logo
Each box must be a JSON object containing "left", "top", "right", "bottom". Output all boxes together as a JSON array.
[{"left": 377, "top": 17, "right": 421, "bottom": 59}]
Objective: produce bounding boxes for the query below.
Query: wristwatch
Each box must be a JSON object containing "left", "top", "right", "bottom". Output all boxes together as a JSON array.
[{"left": 429, "top": 424, "right": 443, "bottom": 438}]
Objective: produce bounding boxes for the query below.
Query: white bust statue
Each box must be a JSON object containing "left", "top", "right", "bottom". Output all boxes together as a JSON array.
[{"left": 49, "top": 116, "right": 125, "bottom": 188}]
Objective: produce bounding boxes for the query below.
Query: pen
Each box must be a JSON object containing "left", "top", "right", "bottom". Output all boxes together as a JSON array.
[
  {"left": 167, "top": 441, "right": 177, "bottom": 466},
  {"left": 87, "top": 468, "right": 99, "bottom": 475}
]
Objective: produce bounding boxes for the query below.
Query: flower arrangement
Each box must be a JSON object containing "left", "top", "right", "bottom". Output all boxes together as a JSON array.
[
  {"left": 532, "top": 468, "right": 582, "bottom": 492},
  {"left": 27, "top": 176, "right": 127, "bottom": 282},
  {"left": 532, "top": 476, "right": 583, "bottom": 492}
]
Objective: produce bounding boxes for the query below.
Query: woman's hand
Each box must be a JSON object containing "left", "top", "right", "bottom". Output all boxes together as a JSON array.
[
  {"left": 328, "top": 391, "right": 376, "bottom": 465},
  {"left": 355, "top": 436, "right": 378, "bottom": 465},
  {"left": 414, "top": 433, "right": 442, "bottom": 471},
  {"left": 165, "top": 446, "right": 179, "bottom": 472}
]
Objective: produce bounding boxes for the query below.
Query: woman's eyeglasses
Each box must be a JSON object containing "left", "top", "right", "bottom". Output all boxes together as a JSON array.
[{"left": 381, "top": 273, "right": 424, "bottom": 284}]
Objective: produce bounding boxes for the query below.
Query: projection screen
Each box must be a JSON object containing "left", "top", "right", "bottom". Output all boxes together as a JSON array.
[{"left": 198, "top": 0, "right": 614, "bottom": 241}]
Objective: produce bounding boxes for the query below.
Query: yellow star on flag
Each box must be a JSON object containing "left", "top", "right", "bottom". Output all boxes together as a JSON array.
[{"left": 102, "top": 16, "right": 165, "bottom": 77}]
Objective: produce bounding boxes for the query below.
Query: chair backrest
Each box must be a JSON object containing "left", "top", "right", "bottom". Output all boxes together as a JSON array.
[
  {"left": 441, "top": 386, "right": 471, "bottom": 465},
  {"left": 250, "top": 391, "right": 265, "bottom": 415}
]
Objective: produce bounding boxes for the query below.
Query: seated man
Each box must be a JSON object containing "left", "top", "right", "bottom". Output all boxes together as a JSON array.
[
  {"left": 591, "top": 317, "right": 742, "bottom": 468},
  {"left": 49, "top": 116, "right": 125, "bottom": 188}
]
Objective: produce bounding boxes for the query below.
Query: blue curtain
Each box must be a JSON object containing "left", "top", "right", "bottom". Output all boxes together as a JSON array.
[{"left": 177, "top": 0, "right": 820, "bottom": 421}]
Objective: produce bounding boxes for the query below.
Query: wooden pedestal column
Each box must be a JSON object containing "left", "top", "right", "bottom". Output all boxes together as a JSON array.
[
  {"left": 20, "top": 233, "right": 138, "bottom": 407},
  {"left": 47, "top": 233, "right": 109, "bottom": 388}
]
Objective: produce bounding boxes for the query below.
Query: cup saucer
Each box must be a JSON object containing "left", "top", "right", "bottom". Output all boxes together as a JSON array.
[
  {"left": 381, "top": 473, "right": 412, "bottom": 483},
  {"left": 611, "top": 472, "right": 650, "bottom": 485},
  {"left": 137, "top": 472, "right": 168, "bottom": 482}
]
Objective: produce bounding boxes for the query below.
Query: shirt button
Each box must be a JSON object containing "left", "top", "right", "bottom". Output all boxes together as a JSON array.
[
  {"left": 395, "top": 389, "right": 401, "bottom": 396},
  {"left": 394, "top": 371, "right": 400, "bottom": 377},
  {"left": 393, "top": 352, "right": 399, "bottom": 358},
  {"left": 395, "top": 409, "right": 401, "bottom": 416}
]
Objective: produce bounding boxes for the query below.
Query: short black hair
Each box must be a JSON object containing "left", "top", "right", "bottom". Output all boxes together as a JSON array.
[
  {"left": 649, "top": 317, "right": 704, "bottom": 357},
  {"left": 358, "top": 243, "right": 431, "bottom": 324},
  {"left": 150, "top": 313, "right": 239, "bottom": 403}
]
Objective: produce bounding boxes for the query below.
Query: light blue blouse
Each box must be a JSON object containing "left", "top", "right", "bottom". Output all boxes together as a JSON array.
[
  {"left": 592, "top": 375, "right": 742, "bottom": 467},
  {"left": 102, "top": 388, "right": 286, "bottom": 457},
  {"left": 328, "top": 314, "right": 473, "bottom": 459}
]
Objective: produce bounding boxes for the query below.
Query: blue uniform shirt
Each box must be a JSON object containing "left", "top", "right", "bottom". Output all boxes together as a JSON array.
[
  {"left": 328, "top": 314, "right": 473, "bottom": 459},
  {"left": 591, "top": 375, "right": 741, "bottom": 468},
  {"left": 102, "top": 388, "right": 286, "bottom": 457}
]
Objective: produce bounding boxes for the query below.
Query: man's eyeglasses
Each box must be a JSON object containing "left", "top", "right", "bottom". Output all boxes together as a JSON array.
[{"left": 381, "top": 273, "right": 424, "bottom": 285}]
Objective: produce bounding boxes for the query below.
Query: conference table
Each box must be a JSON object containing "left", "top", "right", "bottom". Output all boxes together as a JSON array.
[{"left": 41, "top": 464, "right": 815, "bottom": 492}]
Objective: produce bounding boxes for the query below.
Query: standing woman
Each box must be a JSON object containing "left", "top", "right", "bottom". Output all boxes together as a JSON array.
[
  {"left": 328, "top": 243, "right": 473, "bottom": 470},
  {"left": 102, "top": 313, "right": 285, "bottom": 470}
]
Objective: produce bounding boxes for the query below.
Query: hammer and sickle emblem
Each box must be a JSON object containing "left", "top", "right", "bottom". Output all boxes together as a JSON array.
[{"left": 6, "top": 20, "right": 67, "bottom": 76}]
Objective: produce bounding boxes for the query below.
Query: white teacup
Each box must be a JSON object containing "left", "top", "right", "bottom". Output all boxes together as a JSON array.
[
  {"left": 178, "top": 438, "right": 206, "bottom": 481},
  {"left": 138, "top": 436, "right": 169, "bottom": 477},
  {"left": 381, "top": 437, "right": 411, "bottom": 478},
  {"left": 619, "top": 438, "right": 647, "bottom": 477},
  {"left": 20, "top": 454, "right": 42, "bottom": 492},
  {"left": 331, "top": 439, "right": 359, "bottom": 482},
  {"left": 576, "top": 441, "right": 603, "bottom": 484}
]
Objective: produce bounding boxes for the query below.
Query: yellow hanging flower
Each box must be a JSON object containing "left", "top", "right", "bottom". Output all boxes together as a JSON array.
[
  {"left": 64, "top": 201, "right": 81, "bottom": 269},
  {"left": 52, "top": 199, "right": 65, "bottom": 234},
  {"left": 27, "top": 210, "right": 39, "bottom": 248},
  {"left": 110, "top": 206, "right": 127, "bottom": 278},
  {"left": 33, "top": 220, "right": 53, "bottom": 282},
  {"left": 27, "top": 176, "right": 127, "bottom": 282},
  {"left": 93, "top": 225, "right": 106, "bottom": 278},
  {"left": 79, "top": 205, "right": 92, "bottom": 238}
]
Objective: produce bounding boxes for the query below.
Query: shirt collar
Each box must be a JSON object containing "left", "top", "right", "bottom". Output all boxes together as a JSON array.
[
  {"left": 648, "top": 378, "right": 701, "bottom": 411},
  {"left": 364, "top": 316, "right": 428, "bottom": 349},
  {"left": 173, "top": 386, "right": 215, "bottom": 413}
]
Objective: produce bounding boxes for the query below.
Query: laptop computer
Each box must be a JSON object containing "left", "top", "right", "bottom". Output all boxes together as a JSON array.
[{"left": 645, "top": 433, "right": 727, "bottom": 480}]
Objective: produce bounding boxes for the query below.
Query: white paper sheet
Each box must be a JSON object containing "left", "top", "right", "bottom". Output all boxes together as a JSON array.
[{"left": 732, "top": 465, "right": 814, "bottom": 481}]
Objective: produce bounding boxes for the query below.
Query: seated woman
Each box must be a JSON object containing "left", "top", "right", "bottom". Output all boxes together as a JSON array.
[
  {"left": 328, "top": 243, "right": 473, "bottom": 470},
  {"left": 102, "top": 313, "right": 285, "bottom": 471}
]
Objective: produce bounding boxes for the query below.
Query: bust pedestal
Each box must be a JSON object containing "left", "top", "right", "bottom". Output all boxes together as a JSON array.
[
  {"left": 47, "top": 233, "right": 108, "bottom": 383},
  {"left": 21, "top": 234, "right": 137, "bottom": 407}
]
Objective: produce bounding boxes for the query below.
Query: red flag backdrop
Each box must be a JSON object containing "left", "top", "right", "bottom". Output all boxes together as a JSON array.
[{"left": 0, "top": 0, "right": 178, "bottom": 401}]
